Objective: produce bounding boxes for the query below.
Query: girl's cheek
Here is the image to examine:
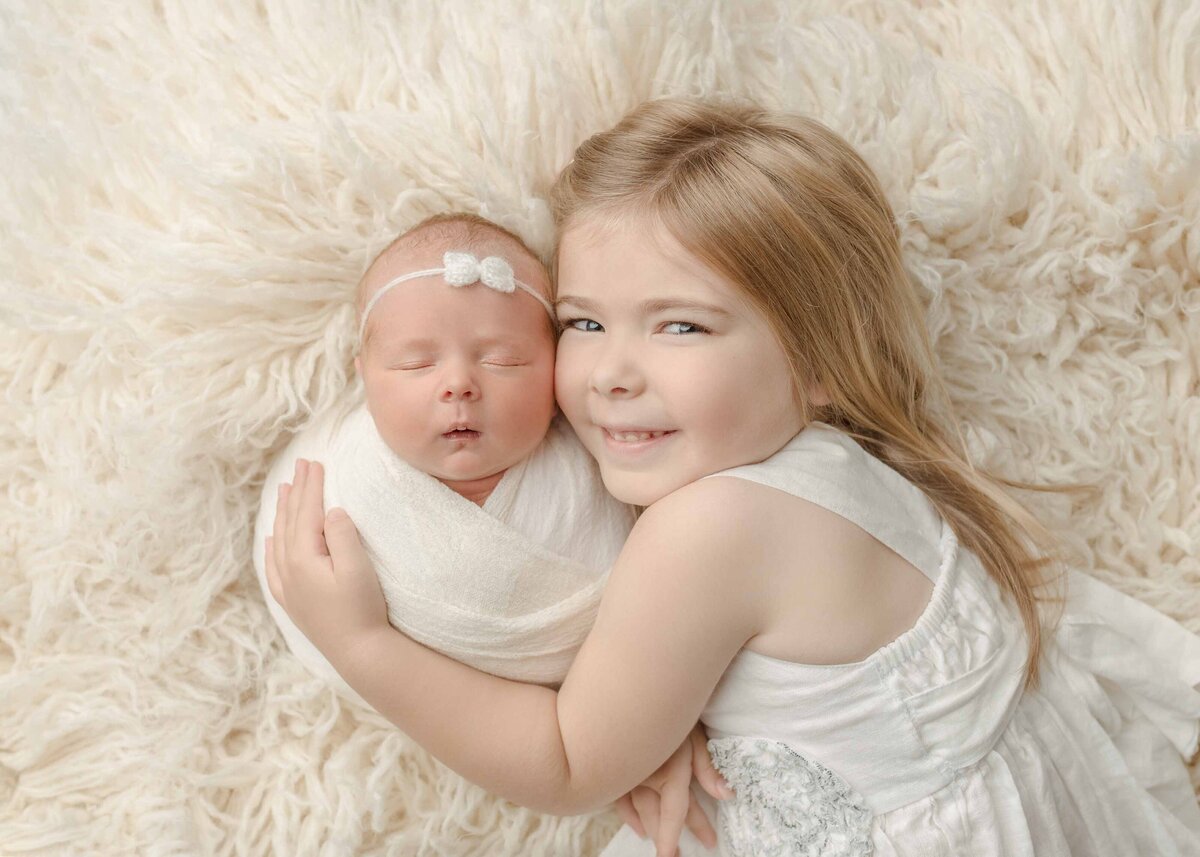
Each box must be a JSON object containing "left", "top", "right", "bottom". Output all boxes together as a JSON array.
[
  {"left": 553, "top": 362, "right": 586, "bottom": 417},
  {"left": 553, "top": 350, "right": 576, "bottom": 393}
]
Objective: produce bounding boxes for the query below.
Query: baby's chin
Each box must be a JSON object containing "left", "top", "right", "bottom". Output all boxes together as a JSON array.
[
  {"left": 409, "top": 444, "right": 522, "bottom": 485},
  {"left": 373, "top": 420, "right": 550, "bottom": 484},
  {"left": 429, "top": 458, "right": 510, "bottom": 484}
]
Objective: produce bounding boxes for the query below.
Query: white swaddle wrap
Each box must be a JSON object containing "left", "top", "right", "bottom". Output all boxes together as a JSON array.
[{"left": 252, "top": 400, "right": 636, "bottom": 703}]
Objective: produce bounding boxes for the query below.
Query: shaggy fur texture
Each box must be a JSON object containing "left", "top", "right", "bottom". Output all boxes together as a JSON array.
[{"left": 2, "top": 1, "right": 1197, "bottom": 854}]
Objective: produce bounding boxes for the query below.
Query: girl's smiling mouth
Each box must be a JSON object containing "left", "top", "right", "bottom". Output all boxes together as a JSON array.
[{"left": 601, "top": 426, "right": 677, "bottom": 454}]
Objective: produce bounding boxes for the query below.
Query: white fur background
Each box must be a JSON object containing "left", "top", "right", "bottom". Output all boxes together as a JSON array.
[{"left": 2, "top": 1, "right": 1198, "bottom": 854}]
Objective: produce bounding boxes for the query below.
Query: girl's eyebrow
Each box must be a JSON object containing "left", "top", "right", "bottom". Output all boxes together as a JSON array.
[{"left": 554, "top": 295, "right": 732, "bottom": 319}]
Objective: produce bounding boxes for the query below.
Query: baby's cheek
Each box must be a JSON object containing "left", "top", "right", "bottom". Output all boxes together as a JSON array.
[
  {"left": 508, "top": 369, "right": 556, "bottom": 420},
  {"left": 365, "top": 382, "right": 427, "bottom": 446},
  {"left": 493, "top": 372, "right": 556, "bottom": 452}
]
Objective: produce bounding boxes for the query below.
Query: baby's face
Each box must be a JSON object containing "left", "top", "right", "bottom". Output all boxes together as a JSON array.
[{"left": 355, "top": 240, "right": 557, "bottom": 486}]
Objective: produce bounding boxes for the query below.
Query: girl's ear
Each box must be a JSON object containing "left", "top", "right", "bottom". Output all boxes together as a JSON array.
[{"left": 808, "top": 381, "right": 832, "bottom": 407}]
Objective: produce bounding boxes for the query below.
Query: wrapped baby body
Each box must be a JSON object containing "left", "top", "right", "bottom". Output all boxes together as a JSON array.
[{"left": 252, "top": 399, "right": 637, "bottom": 703}]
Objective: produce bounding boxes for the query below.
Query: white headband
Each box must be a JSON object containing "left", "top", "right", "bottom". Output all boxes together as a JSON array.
[{"left": 357, "top": 251, "right": 557, "bottom": 344}]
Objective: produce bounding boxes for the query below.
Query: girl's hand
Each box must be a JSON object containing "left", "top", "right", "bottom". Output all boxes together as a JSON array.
[
  {"left": 612, "top": 720, "right": 734, "bottom": 856},
  {"left": 263, "top": 458, "right": 390, "bottom": 664}
]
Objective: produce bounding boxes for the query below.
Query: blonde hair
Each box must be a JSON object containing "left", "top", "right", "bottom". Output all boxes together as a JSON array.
[{"left": 550, "top": 97, "right": 1095, "bottom": 692}]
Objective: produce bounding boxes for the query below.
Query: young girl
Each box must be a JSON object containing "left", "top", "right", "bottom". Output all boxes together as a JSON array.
[{"left": 266, "top": 97, "right": 1200, "bottom": 856}]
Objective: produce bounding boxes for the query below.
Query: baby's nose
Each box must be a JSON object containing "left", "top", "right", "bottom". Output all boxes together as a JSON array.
[{"left": 440, "top": 382, "right": 479, "bottom": 401}]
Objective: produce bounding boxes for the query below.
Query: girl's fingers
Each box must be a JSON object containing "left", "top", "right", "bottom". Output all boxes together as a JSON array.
[
  {"left": 684, "top": 787, "right": 718, "bottom": 849},
  {"left": 300, "top": 460, "right": 329, "bottom": 558},
  {"left": 613, "top": 792, "right": 647, "bottom": 839},
  {"left": 274, "top": 482, "right": 290, "bottom": 578},
  {"left": 263, "top": 536, "right": 282, "bottom": 605},
  {"left": 286, "top": 459, "right": 307, "bottom": 558},
  {"left": 655, "top": 774, "right": 690, "bottom": 857},
  {"left": 690, "top": 722, "right": 733, "bottom": 800},
  {"left": 630, "top": 786, "right": 661, "bottom": 849}
]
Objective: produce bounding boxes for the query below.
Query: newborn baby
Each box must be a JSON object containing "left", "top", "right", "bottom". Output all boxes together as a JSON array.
[{"left": 252, "top": 213, "right": 637, "bottom": 704}]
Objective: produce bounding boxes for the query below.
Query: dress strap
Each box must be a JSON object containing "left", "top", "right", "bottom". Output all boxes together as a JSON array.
[{"left": 701, "top": 423, "right": 948, "bottom": 583}]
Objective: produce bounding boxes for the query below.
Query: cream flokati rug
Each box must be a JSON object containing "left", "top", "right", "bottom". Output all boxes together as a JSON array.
[{"left": 2, "top": 0, "right": 1198, "bottom": 853}]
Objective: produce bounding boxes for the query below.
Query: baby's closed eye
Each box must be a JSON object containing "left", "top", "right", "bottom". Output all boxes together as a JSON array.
[{"left": 389, "top": 357, "right": 528, "bottom": 371}]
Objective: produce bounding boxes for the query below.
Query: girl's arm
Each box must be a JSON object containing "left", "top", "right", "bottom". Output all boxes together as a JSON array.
[{"left": 268, "top": 459, "right": 769, "bottom": 817}]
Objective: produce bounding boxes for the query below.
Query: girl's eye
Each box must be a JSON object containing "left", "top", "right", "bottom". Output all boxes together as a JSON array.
[
  {"left": 661, "top": 321, "right": 711, "bottom": 335},
  {"left": 483, "top": 360, "right": 526, "bottom": 367},
  {"left": 561, "top": 318, "right": 603, "bottom": 333},
  {"left": 393, "top": 363, "right": 433, "bottom": 371}
]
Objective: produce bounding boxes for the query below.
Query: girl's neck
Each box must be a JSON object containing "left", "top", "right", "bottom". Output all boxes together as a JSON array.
[{"left": 440, "top": 469, "right": 506, "bottom": 507}]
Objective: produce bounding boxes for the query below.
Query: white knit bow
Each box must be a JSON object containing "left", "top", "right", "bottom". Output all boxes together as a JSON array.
[{"left": 442, "top": 252, "right": 516, "bottom": 293}]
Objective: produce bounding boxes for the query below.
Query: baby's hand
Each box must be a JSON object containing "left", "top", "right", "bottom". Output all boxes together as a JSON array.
[
  {"left": 264, "top": 459, "right": 390, "bottom": 664},
  {"left": 612, "top": 721, "right": 733, "bottom": 856}
]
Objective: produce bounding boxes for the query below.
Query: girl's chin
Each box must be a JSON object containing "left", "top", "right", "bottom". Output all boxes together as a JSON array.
[{"left": 600, "top": 473, "right": 677, "bottom": 508}]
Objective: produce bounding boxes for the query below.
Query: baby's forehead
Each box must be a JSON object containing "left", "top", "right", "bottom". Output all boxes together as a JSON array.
[{"left": 372, "top": 324, "right": 531, "bottom": 350}]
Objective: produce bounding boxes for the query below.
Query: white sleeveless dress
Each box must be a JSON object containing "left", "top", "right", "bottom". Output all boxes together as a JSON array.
[{"left": 600, "top": 421, "right": 1200, "bottom": 857}]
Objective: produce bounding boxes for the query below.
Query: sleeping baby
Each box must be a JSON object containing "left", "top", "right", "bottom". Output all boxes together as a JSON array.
[{"left": 251, "top": 213, "right": 638, "bottom": 704}]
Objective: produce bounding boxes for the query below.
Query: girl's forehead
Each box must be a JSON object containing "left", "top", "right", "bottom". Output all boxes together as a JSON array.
[{"left": 557, "top": 218, "right": 749, "bottom": 312}]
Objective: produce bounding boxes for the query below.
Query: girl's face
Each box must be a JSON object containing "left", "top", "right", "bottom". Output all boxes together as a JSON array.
[{"left": 554, "top": 217, "right": 808, "bottom": 507}]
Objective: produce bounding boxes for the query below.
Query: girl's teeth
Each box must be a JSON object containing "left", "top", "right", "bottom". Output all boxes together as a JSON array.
[{"left": 613, "top": 431, "right": 666, "bottom": 442}]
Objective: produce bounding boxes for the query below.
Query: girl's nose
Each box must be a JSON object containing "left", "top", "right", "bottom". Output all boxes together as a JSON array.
[{"left": 590, "top": 345, "right": 644, "bottom": 398}]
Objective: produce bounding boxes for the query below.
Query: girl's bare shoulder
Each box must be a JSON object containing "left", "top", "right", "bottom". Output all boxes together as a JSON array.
[
  {"left": 650, "top": 474, "right": 935, "bottom": 666},
  {"left": 633, "top": 474, "right": 835, "bottom": 579},
  {"left": 648, "top": 472, "right": 839, "bottom": 539}
]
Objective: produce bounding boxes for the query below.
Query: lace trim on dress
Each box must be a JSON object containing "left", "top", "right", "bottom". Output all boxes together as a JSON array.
[{"left": 707, "top": 736, "right": 874, "bottom": 856}]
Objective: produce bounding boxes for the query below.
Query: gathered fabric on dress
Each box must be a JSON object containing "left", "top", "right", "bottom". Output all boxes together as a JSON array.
[{"left": 602, "top": 421, "right": 1200, "bottom": 857}]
